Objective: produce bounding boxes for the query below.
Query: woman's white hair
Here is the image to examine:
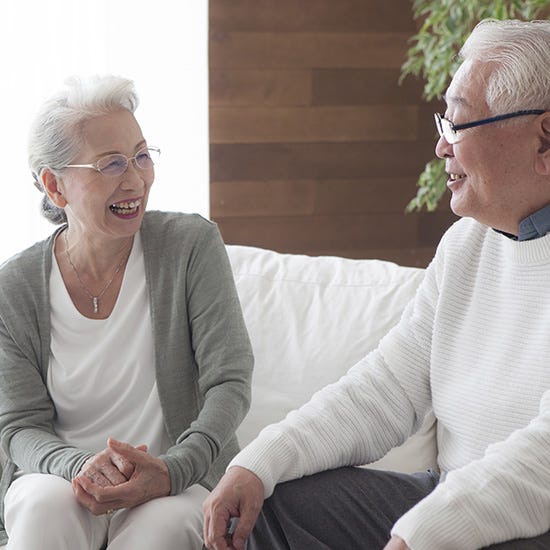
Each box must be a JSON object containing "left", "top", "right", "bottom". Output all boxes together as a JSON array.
[
  {"left": 459, "top": 19, "right": 550, "bottom": 114},
  {"left": 28, "top": 75, "right": 139, "bottom": 224}
]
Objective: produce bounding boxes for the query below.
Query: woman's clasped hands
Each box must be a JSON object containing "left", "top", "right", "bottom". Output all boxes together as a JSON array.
[{"left": 72, "top": 438, "right": 171, "bottom": 515}]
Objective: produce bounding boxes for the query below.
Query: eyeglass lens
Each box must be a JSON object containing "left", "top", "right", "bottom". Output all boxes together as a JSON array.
[
  {"left": 97, "top": 147, "right": 158, "bottom": 176},
  {"left": 434, "top": 114, "right": 457, "bottom": 144}
]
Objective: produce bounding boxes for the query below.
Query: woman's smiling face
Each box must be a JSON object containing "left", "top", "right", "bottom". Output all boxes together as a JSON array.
[{"left": 57, "top": 109, "right": 154, "bottom": 241}]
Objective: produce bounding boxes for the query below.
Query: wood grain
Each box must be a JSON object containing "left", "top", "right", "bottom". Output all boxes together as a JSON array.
[
  {"left": 210, "top": 178, "right": 418, "bottom": 217},
  {"left": 312, "top": 69, "right": 424, "bottom": 106},
  {"left": 210, "top": 0, "right": 415, "bottom": 32},
  {"left": 210, "top": 69, "right": 312, "bottom": 107},
  {"left": 209, "top": 32, "right": 410, "bottom": 69},
  {"left": 209, "top": 1, "right": 457, "bottom": 268},
  {"left": 213, "top": 213, "right": 418, "bottom": 250},
  {"left": 210, "top": 106, "right": 418, "bottom": 143},
  {"left": 210, "top": 141, "right": 436, "bottom": 181}
]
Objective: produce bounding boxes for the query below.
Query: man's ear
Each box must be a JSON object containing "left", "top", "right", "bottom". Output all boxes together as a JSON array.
[
  {"left": 41, "top": 169, "right": 68, "bottom": 208},
  {"left": 535, "top": 114, "right": 550, "bottom": 175}
]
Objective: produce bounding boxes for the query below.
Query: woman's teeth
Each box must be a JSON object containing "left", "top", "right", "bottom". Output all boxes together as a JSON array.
[
  {"left": 449, "top": 173, "right": 465, "bottom": 181},
  {"left": 110, "top": 200, "right": 141, "bottom": 215}
]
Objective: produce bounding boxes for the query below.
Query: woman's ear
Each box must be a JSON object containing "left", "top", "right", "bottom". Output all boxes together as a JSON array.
[
  {"left": 41, "top": 169, "right": 67, "bottom": 208},
  {"left": 535, "top": 114, "right": 550, "bottom": 175}
]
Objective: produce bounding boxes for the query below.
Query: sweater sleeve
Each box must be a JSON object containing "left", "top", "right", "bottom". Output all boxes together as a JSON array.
[
  {"left": 229, "top": 255, "right": 441, "bottom": 498},
  {"left": 392, "top": 389, "right": 550, "bottom": 549}
]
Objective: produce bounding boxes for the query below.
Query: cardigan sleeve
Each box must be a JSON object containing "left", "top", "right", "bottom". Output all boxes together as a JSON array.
[
  {"left": 0, "top": 242, "right": 92, "bottom": 482},
  {"left": 155, "top": 219, "right": 254, "bottom": 493}
]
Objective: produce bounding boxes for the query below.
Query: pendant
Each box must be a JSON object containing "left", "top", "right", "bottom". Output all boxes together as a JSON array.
[{"left": 92, "top": 297, "right": 99, "bottom": 314}]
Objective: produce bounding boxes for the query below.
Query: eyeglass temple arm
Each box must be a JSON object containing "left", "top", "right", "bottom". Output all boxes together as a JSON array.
[{"left": 453, "top": 110, "right": 545, "bottom": 131}]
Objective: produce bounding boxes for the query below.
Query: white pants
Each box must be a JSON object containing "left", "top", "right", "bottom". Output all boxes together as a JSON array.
[{"left": 4, "top": 473, "right": 209, "bottom": 550}]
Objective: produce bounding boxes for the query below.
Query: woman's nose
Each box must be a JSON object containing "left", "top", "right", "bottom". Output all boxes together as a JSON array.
[{"left": 120, "top": 160, "right": 147, "bottom": 190}]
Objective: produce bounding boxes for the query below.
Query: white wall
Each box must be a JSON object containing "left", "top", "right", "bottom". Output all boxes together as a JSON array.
[{"left": 1, "top": 0, "right": 208, "bottom": 263}]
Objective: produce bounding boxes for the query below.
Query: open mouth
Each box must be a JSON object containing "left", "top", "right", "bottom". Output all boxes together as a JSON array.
[
  {"left": 109, "top": 199, "right": 142, "bottom": 216},
  {"left": 448, "top": 173, "right": 466, "bottom": 182}
]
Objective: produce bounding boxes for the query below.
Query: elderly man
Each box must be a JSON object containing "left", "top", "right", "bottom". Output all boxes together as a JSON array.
[{"left": 203, "top": 19, "right": 550, "bottom": 550}]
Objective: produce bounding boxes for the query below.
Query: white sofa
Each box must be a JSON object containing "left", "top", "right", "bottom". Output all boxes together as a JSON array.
[
  {"left": 227, "top": 244, "right": 438, "bottom": 473},
  {"left": 0, "top": 245, "right": 436, "bottom": 549}
]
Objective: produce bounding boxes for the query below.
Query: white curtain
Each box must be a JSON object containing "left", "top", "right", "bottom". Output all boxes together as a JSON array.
[{"left": 1, "top": 0, "right": 209, "bottom": 263}]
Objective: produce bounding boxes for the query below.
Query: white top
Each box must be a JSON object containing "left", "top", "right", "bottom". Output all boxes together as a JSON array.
[
  {"left": 48, "top": 232, "right": 171, "bottom": 456},
  {"left": 230, "top": 217, "right": 550, "bottom": 549}
]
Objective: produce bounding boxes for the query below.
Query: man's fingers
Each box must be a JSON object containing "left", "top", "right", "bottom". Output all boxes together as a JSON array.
[
  {"left": 203, "top": 467, "right": 265, "bottom": 549},
  {"left": 231, "top": 507, "right": 262, "bottom": 549}
]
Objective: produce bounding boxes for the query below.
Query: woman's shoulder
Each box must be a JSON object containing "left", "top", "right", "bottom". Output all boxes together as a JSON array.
[
  {"left": 0, "top": 236, "right": 53, "bottom": 285},
  {"left": 0, "top": 235, "right": 54, "bottom": 319},
  {"left": 141, "top": 211, "right": 220, "bottom": 249},
  {"left": 142, "top": 210, "right": 215, "bottom": 234}
]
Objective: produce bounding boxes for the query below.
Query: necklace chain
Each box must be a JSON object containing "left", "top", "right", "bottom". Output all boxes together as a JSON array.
[{"left": 64, "top": 230, "right": 132, "bottom": 314}]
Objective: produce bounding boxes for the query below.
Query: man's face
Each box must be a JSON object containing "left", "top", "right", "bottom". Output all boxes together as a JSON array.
[{"left": 436, "top": 59, "right": 543, "bottom": 235}]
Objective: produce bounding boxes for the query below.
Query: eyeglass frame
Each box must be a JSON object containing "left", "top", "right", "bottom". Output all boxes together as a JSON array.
[
  {"left": 434, "top": 110, "right": 545, "bottom": 144},
  {"left": 63, "top": 145, "right": 161, "bottom": 176}
]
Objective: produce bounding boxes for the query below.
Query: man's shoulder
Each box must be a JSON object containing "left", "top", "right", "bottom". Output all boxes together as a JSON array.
[{"left": 440, "top": 217, "right": 490, "bottom": 249}]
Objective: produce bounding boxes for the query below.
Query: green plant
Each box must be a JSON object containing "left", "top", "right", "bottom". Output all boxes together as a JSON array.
[{"left": 403, "top": 0, "right": 550, "bottom": 212}]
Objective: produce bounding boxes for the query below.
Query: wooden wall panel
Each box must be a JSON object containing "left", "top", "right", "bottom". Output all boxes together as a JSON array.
[
  {"left": 210, "top": 178, "right": 417, "bottom": 218},
  {"left": 209, "top": 0, "right": 458, "bottom": 268},
  {"left": 312, "top": 68, "right": 424, "bottom": 105},
  {"left": 210, "top": 142, "right": 435, "bottom": 181},
  {"left": 210, "top": 32, "right": 409, "bottom": 69},
  {"left": 210, "top": 70, "right": 311, "bottom": 106},
  {"left": 210, "top": 0, "right": 414, "bottom": 32},
  {"left": 217, "top": 214, "right": 419, "bottom": 252},
  {"left": 211, "top": 106, "right": 418, "bottom": 143}
]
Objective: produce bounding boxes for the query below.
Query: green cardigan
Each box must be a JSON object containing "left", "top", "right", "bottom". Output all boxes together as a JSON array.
[{"left": 0, "top": 211, "right": 254, "bottom": 544}]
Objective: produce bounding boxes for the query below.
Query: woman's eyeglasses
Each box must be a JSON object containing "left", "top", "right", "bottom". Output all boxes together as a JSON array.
[{"left": 64, "top": 146, "right": 160, "bottom": 177}]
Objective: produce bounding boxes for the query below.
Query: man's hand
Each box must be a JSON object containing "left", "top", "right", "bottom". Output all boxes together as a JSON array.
[
  {"left": 203, "top": 466, "right": 264, "bottom": 550},
  {"left": 384, "top": 535, "right": 410, "bottom": 550},
  {"left": 72, "top": 438, "right": 170, "bottom": 515}
]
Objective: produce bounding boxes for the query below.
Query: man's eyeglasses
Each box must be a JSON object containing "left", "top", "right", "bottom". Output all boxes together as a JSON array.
[
  {"left": 434, "top": 110, "right": 545, "bottom": 145},
  {"left": 64, "top": 146, "right": 161, "bottom": 177}
]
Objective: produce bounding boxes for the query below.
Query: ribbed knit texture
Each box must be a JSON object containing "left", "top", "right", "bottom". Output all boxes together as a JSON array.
[{"left": 230, "top": 217, "right": 550, "bottom": 549}]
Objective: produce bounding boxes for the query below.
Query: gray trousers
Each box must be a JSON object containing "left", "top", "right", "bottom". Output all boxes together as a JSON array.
[{"left": 246, "top": 467, "right": 550, "bottom": 550}]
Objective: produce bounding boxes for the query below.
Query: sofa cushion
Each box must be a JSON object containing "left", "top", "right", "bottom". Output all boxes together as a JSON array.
[{"left": 226, "top": 245, "right": 437, "bottom": 473}]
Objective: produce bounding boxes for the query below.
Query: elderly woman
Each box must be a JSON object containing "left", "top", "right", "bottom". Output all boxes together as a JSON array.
[{"left": 0, "top": 75, "right": 253, "bottom": 549}]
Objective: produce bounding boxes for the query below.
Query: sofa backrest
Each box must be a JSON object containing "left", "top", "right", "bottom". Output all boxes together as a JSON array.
[{"left": 226, "top": 245, "right": 437, "bottom": 472}]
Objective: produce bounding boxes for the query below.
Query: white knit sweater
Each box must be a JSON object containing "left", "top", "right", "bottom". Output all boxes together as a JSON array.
[{"left": 230, "top": 217, "right": 550, "bottom": 549}]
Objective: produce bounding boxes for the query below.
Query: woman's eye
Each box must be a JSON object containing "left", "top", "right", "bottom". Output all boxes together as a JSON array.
[{"left": 99, "top": 156, "right": 127, "bottom": 174}]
